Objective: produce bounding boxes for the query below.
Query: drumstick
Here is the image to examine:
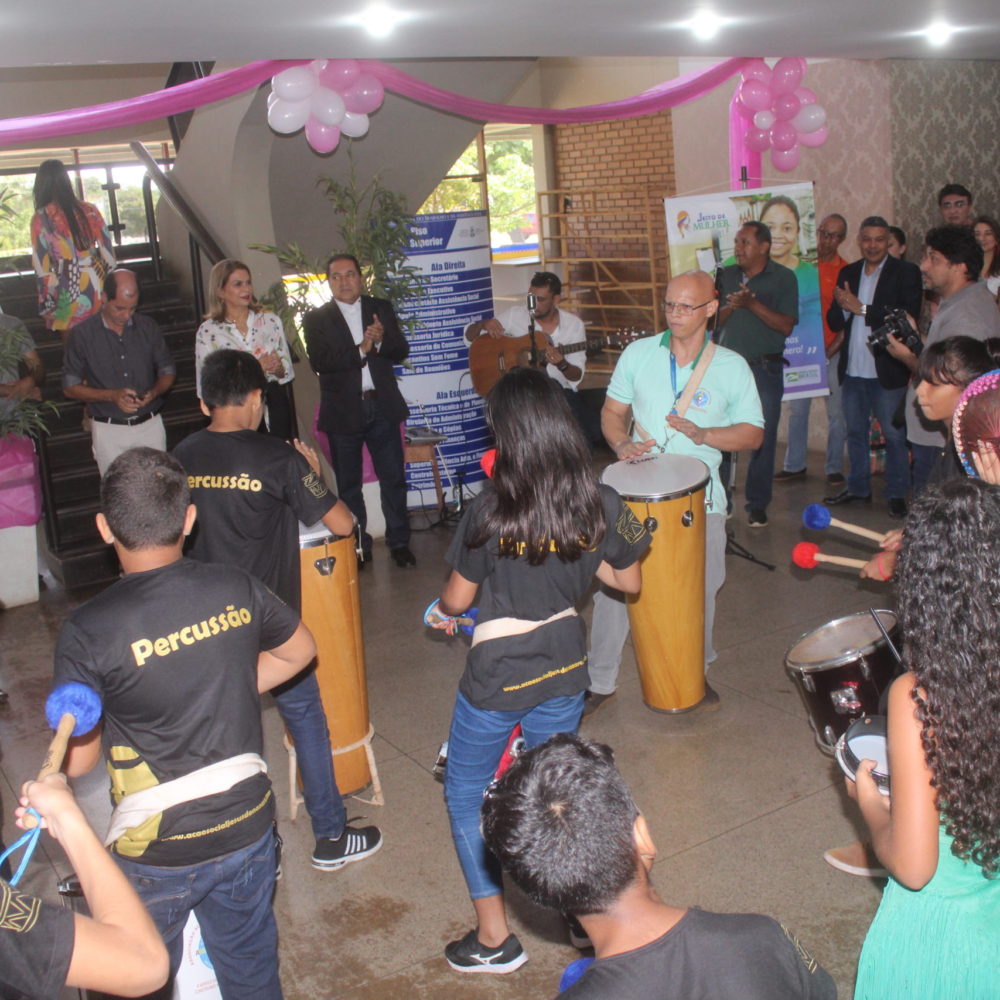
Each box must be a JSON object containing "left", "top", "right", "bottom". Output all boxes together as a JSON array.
[
  {"left": 802, "top": 504, "right": 885, "bottom": 543},
  {"left": 792, "top": 542, "right": 867, "bottom": 571},
  {"left": 22, "top": 683, "right": 102, "bottom": 829}
]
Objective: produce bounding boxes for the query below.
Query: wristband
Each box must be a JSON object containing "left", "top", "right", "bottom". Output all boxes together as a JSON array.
[{"left": 876, "top": 551, "right": 891, "bottom": 581}]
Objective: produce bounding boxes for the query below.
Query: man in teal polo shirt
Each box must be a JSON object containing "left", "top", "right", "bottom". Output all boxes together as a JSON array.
[
  {"left": 585, "top": 271, "right": 764, "bottom": 713},
  {"left": 715, "top": 221, "right": 799, "bottom": 527}
]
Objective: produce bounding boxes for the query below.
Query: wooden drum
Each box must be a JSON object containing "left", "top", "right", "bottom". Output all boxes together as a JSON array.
[
  {"left": 602, "top": 454, "right": 710, "bottom": 713},
  {"left": 298, "top": 522, "right": 371, "bottom": 794}
]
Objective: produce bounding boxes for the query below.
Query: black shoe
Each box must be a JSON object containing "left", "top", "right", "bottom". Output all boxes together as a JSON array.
[
  {"left": 824, "top": 489, "right": 871, "bottom": 505},
  {"left": 390, "top": 545, "right": 416, "bottom": 567},
  {"left": 357, "top": 550, "right": 371, "bottom": 571},
  {"left": 445, "top": 929, "right": 528, "bottom": 974},
  {"left": 311, "top": 825, "right": 383, "bottom": 871},
  {"left": 774, "top": 467, "right": 806, "bottom": 482},
  {"left": 888, "top": 498, "right": 907, "bottom": 519},
  {"left": 581, "top": 690, "right": 615, "bottom": 718},
  {"left": 747, "top": 508, "right": 768, "bottom": 527}
]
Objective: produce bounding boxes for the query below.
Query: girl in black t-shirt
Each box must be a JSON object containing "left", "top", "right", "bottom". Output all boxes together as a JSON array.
[{"left": 428, "top": 367, "right": 649, "bottom": 975}]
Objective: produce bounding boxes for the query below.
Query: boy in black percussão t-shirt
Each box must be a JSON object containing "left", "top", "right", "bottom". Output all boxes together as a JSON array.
[
  {"left": 55, "top": 447, "right": 318, "bottom": 998},
  {"left": 173, "top": 348, "right": 382, "bottom": 872}
]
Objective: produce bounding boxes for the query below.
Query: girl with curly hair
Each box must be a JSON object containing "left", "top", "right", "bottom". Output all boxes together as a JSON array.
[{"left": 852, "top": 477, "right": 1000, "bottom": 998}]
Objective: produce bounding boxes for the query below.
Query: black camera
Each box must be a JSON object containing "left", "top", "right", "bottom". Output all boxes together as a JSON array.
[{"left": 867, "top": 308, "right": 922, "bottom": 355}]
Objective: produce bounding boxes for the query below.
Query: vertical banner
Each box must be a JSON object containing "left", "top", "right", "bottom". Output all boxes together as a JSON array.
[
  {"left": 664, "top": 183, "right": 826, "bottom": 400},
  {"left": 398, "top": 211, "right": 492, "bottom": 507}
]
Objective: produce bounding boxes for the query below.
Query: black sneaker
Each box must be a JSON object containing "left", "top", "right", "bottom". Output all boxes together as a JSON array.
[
  {"left": 747, "top": 508, "right": 768, "bottom": 527},
  {"left": 581, "top": 690, "right": 615, "bottom": 718},
  {"left": 445, "top": 929, "right": 528, "bottom": 974},
  {"left": 311, "top": 825, "right": 383, "bottom": 871}
]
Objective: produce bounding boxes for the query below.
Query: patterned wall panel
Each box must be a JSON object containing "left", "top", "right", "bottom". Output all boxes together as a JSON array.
[{"left": 891, "top": 60, "right": 1000, "bottom": 249}]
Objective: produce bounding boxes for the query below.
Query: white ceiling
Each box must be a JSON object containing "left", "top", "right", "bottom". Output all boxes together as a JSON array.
[{"left": 6, "top": 0, "right": 1000, "bottom": 66}]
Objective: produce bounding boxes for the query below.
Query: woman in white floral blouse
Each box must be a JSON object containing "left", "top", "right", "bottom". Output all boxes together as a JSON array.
[{"left": 196, "top": 259, "right": 296, "bottom": 437}]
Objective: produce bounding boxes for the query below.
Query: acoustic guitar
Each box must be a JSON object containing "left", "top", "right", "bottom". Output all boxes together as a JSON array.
[{"left": 469, "top": 333, "right": 590, "bottom": 397}]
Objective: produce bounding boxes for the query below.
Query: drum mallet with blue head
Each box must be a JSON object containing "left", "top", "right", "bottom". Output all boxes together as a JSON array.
[
  {"left": 792, "top": 542, "right": 867, "bottom": 572},
  {"left": 423, "top": 600, "right": 479, "bottom": 636},
  {"left": 802, "top": 504, "right": 885, "bottom": 544}
]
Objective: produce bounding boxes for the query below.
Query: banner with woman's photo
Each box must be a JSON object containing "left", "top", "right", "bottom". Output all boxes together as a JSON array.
[{"left": 664, "top": 183, "right": 827, "bottom": 401}]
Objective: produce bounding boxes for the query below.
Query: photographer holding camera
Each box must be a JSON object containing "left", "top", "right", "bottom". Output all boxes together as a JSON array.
[
  {"left": 900, "top": 225, "right": 1000, "bottom": 494},
  {"left": 824, "top": 216, "right": 922, "bottom": 518}
]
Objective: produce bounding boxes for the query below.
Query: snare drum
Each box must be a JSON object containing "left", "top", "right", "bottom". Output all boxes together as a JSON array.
[
  {"left": 602, "top": 453, "right": 710, "bottom": 712},
  {"left": 784, "top": 610, "right": 900, "bottom": 755},
  {"left": 297, "top": 521, "right": 372, "bottom": 794}
]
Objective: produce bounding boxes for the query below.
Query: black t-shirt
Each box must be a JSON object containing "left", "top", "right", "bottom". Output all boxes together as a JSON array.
[
  {"left": 447, "top": 484, "right": 650, "bottom": 710},
  {"left": 0, "top": 881, "right": 74, "bottom": 1000},
  {"left": 53, "top": 559, "right": 300, "bottom": 866},
  {"left": 559, "top": 909, "right": 837, "bottom": 1000},
  {"left": 174, "top": 429, "right": 336, "bottom": 612}
]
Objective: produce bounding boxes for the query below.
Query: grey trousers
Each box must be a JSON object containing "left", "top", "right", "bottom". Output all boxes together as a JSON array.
[{"left": 587, "top": 512, "right": 727, "bottom": 695}]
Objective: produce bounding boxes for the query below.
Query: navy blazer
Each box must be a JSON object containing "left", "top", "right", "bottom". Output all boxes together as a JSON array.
[
  {"left": 826, "top": 255, "right": 922, "bottom": 390},
  {"left": 303, "top": 295, "right": 410, "bottom": 435}
]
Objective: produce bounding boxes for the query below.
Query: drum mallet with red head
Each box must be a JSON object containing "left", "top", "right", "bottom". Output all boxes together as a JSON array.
[
  {"left": 802, "top": 504, "right": 885, "bottom": 543},
  {"left": 792, "top": 542, "right": 867, "bottom": 571},
  {"left": 21, "top": 682, "right": 102, "bottom": 828}
]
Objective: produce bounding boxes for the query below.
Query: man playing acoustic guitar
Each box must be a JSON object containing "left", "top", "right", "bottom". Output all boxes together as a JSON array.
[{"left": 465, "top": 271, "right": 596, "bottom": 441}]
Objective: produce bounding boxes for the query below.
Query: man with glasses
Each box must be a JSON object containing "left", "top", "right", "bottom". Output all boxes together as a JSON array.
[
  {"left": 937, "top": 184, "right": 974, "bottom": 228},
  {"left": 714, "top": 222, "right": 799, "bottom": 527},
  {"left": 583, "top": 271, "right": 764, "bottom": 714}
]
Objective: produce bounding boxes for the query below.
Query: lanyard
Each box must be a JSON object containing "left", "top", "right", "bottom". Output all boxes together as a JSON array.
[{"left": 667, "top": 335, "right": 709, "bottom": 415}]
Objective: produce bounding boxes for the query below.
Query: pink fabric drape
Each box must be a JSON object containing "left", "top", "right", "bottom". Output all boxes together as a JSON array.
[{"left": 0, "top": 58, "right": 752, "bottom": 145}]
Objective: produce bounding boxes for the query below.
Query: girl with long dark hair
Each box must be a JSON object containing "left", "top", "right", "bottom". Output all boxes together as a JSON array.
[
  {"left": 429, "top": 366, "right": 650, "bottom": 975},
  {"left": 31, "top": 159, "right": 115, "bottom": 337},
  {"left": 852, "top": 478, "right": 1000, "bottom": 997}
]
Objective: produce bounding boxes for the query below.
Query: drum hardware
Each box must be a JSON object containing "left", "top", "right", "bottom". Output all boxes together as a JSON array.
[
  {"left": 314, "top": 556, "right": 336, "bottom": 576},
  {"left": 720, "top": 450, "right": 776, "bottom": 570},
  {"left": 643, "top": 516, "right": 658, "bottom": 532},
  {"left": 830, "top": 680, "right": 863, "bottom": 714},
  {"left": 681, "top": 510, "right": 694, "bottom": 527}
]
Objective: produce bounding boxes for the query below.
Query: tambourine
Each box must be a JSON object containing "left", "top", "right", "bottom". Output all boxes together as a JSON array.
[{"left": 835, "top": 715, "right": 890, "bottom": 796}]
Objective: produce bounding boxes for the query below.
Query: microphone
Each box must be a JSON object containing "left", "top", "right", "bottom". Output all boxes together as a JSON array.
[{"left": 527, "top": 292, "right": 537, "bottom": 316}]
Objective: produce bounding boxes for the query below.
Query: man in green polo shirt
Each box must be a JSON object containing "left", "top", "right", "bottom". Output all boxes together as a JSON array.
[
  {"left": 584, "top": 271, "right": 764, "bottom": 714},
  {"left": 715, "top": 221, "right": 799, "bottom": 527}
]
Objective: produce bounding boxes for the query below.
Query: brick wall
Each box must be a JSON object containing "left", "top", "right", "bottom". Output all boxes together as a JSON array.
[{"left": 549, "top": 109, "right": 676, "bottom": 334}]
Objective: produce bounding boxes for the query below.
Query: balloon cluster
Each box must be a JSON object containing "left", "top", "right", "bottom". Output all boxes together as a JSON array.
[
  {"left": 267, "top": 60, "right": 385, "bottom": 154},
  {"left": 735, "top": 58, "right": 828, "bottom": 172}
]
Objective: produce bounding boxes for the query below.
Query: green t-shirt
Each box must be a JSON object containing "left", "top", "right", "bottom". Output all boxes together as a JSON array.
[{"left": 717, "top": 259, "right": 799, "bottom": 361}]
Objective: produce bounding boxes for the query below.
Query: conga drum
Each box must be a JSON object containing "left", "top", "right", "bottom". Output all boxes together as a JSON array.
[
  {"left": 602, "top": 454, "right": 710, "bottom": 712},
  {"left": 297, "top": 521, "right": 371, "bottom": 794}
]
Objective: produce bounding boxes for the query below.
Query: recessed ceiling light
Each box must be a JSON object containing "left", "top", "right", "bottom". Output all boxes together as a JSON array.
[
  {"left": 341, "top": 2, "right": 415, "bottom": 39},
  {"left": 921, "top": 20, "right": 955, "bottom": 46}
]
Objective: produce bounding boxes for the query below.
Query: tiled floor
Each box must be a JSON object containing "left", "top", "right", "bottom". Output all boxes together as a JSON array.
[{"left": 0, "top": 453, "right": 899, "bottom": 999}]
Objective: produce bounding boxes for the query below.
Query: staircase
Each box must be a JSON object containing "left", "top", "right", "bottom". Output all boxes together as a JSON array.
[{"left": 1, "top": 246, "right": 207, "bottom": 589}]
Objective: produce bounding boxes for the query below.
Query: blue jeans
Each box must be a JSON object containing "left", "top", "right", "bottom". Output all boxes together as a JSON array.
[
  {"left": 909, "top": 442, "right": 940, "bottom": 497},
  {"left": 444, "top": 690, "right": 584, "bottom": 899},
  {"left": 115, "top": 828, "right": 282, "bottom": 1000},
  {"left": 782, "top": 396, "right": 811, "bottom": 472},
  {"left": 842, "top": 376, "right": 909, "bottom": 499},
  {"left": 744, "top": 358, "right": 784, "bottom": 511},
  {"left": 272, "top": 668, "right": 347, "bottom": 841},
  {"left": 325, "top": 397, "right": 409, "bottom": 551}
]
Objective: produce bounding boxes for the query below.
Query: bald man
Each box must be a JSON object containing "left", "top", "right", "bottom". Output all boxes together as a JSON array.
[{"left": 585, "top": 271, "right": 765, "bottom": 713}]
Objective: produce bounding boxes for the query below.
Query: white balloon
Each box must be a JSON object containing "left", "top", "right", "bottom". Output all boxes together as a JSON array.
[
  {"left": 267, "top": 97, "right": 310, "bottom": 134},
  {"left": 753, "top": 109, "right": 776, "bottom": 130},
  {"left": 310, "top": 87, "right": 346, "bottom": 127},
  {"left": 267, "top": 90, "right": 279, "bottom": 110},
  {"left": 272, "top": 66, "right": 317, "bottom": 103},
  {"left": 792, "top": 103, "right": 827, "bottom": 134},
  {"left": 340, "top": 111, "right": 370, "bottom": 139}
]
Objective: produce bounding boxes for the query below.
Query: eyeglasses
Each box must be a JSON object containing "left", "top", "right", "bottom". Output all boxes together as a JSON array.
[{"left": 663, "top": 300, "right": 712, "bottom": 317}]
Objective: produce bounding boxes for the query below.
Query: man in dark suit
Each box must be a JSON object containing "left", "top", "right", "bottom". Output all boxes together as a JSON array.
[
  {"left": 823, "top": 216, "right": 923, "bottom": 518},
  {"left": 303, "top": 253, "right": 414, "bottom": 568}
]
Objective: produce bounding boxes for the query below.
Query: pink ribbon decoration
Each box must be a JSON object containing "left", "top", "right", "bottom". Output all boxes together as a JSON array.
[
  {"left": 728, "top": 89, "right": 762, "bottom": 190},
  {"left": 0, "top": 57, "right": 752, "bottom": 145}
]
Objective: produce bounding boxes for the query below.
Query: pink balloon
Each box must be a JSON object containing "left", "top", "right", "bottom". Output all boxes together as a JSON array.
[
  {"left": 770, "top": 57, "right": 804, "bottom": 95},
  {"left": 318, "top": 59, "right": 361, "bottom": 91},
  {"left": 753, "top": 109, "right": 776, "bottom": 130},
  {"left": 770, "top": 121, "right": 798, "bottom": 151},
  {"left": 739, "top": 79, "right": 773, "bottom": 112},
  {"left": 773, "top": 93, "right": 801, "bottom": 122},
  {"left": 793, "top": 102, "right": 827, "bottom": 134},
  {"left": 794, "top": 86, "right": 817, "bottom": 106},
  {"left": 745, "top": 127, "right": 771, "bottom": 153},
  {"left": 736, "top": 95, "right": 757, "bottom": 119},
  {"left": 305, "top": 118, "right": 341, "bottom": 155},
  {"left": 741, "top": 59, "right": 772, "bottom": 86},
  {"left": 799, "top": 125, "right": 829, "bottom": 148},
  {"left": 341, "top": 73, "right": 385, "bottom": 115},
  {"left": 771, "top": 145, "right": 801, "bottom": 172}
]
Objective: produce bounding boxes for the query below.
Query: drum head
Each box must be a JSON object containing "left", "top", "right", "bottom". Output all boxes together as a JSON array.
[
  {"left": 785, "top": 611, "right": 897, "bottom": 671},
  {"left": 835, "top": 715, "right": 890, "bottom": 795},
  {"left": 299, "top": 520, "right": 336, "bottom": 548},
  {"left": 601, "top": 453, "right": 710, "bottom": 501}
]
